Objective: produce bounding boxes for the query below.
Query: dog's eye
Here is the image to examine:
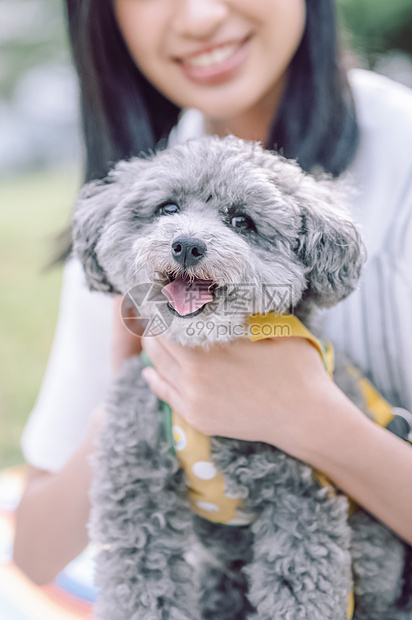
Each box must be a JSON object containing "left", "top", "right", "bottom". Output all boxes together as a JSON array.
[
  {"left": 158, "top": 203, "right": 180, "bottom": 216},
  {"left": 231, "top": 214, "right": 256, "bottom": 232}
]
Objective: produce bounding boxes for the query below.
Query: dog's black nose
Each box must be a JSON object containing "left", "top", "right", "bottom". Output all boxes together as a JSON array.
[{"left": 171, "top": 236, "right": 207, "bottom": 267}]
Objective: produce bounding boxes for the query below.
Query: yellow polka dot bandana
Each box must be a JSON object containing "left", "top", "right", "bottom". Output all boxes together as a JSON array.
[{"left": 171, "top": 411, "right": 254, "bottom": 524}]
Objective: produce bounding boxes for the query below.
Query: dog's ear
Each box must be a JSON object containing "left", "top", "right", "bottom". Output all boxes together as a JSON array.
[
  {"left": 218, "top": 139, "right": 366, "bottom": 309},
  {"left": 72, "top": 160, "right": 141, "bottom": 295},
  {"left": 294, "top": 174, "right": 366, "bottom": 308}
]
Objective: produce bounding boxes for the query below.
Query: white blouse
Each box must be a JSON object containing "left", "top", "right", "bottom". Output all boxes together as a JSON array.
[{"left": 21, "top": 69, "right": 412, "bottom": 472}]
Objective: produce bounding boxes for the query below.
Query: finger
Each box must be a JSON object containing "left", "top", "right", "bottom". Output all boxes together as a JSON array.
[
  {"left": 141, "top": 367, "right": 183, "bottom": 412},
  {"left": 142, "top": 336, "right": 183, "bottom": 386},
  {"left": 150, "top": 333, "right": 201, "bottom": 366}
]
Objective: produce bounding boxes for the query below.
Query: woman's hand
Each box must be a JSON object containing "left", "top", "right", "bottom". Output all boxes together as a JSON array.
[
  {"left": 140, "top": 334, "right": 351, "bottom": 463},
  {"left": 141, "top": 334, "right": 412, "bottom": 543}
]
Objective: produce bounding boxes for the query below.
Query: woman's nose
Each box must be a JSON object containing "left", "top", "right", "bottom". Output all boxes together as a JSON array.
[{"left": 172, "top": 0, "right": 228, "bottom": 40}]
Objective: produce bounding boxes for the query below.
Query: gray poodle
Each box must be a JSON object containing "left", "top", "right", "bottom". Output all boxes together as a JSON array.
[{"left": 72, "top": 136, "right": 412, "bottom": 620}]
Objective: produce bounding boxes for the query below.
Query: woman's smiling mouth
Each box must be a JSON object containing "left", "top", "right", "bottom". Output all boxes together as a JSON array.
[{"left": 176, "top": 37, "right": 251, "bottom": 86}]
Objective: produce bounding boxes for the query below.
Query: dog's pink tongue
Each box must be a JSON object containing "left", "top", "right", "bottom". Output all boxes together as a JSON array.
[{"left": 162, "top": 275, "right": 214, "bottom": 316}]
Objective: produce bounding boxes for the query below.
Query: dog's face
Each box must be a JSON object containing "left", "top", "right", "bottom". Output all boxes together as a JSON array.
[{"left": 72, "top": 136, "right": 365, "bottom": 345}]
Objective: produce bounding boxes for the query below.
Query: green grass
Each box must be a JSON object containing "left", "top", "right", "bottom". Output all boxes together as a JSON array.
[
  {"left": 337, "top": 0, "right": 412, "bottom": 57},
  {"left": 0, "top": 167, "right": 80, "bottom": 469}
]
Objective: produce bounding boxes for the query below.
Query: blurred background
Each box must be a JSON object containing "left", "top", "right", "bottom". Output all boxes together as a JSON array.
[{"left": 1, "top": 0, "right": 412, "bottom": 469}]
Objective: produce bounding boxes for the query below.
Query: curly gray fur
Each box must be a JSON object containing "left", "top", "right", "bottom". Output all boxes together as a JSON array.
[{"left": 72, "top": 136, "right": 411, "bottom": 619}]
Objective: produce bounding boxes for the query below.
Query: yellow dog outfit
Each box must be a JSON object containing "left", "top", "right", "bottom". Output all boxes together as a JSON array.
[{"left": 141, "top": 312, "right": 412, "bottom": 620}]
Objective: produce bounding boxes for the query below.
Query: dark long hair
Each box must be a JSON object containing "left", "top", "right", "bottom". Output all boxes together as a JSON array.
[{"left": 58, "top": 0, "right": 359, "bottom": 260}]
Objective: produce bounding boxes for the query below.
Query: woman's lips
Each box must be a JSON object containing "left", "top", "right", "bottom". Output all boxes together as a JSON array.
[{"left": 177, "top": 37, "right": 251, "bottom": 87}]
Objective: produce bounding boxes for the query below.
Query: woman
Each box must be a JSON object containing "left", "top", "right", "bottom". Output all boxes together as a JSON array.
[{"left": 14, "top": 0, "right": 412, "bottom": 603}]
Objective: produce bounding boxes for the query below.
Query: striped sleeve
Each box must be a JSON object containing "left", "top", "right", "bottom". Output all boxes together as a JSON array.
[{"left": 323, "top": 171, "right": 412, "bottom": 412}]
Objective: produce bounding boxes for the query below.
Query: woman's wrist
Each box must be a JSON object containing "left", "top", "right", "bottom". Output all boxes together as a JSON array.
[
  {"left": 259, "top": 363, "right": 357, "bottom": 464},
  {"left": 290, "top": 378, "right": 368, "bottom": 469},
  {"left": 261, "top": 367, "right": 368, "bottom": 467},
  {"left": 286, "top": 382, "right": 412, "bottom": 543}
]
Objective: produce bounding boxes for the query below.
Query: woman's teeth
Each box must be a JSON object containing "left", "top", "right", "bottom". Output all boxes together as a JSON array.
[{"left": 186, "top": 44, "right": 239, "bottom": 68}]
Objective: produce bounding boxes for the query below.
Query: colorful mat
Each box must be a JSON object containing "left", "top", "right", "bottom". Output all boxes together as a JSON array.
[{"left": 0, "top": 467, "right": 96, "bottom": 619}]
